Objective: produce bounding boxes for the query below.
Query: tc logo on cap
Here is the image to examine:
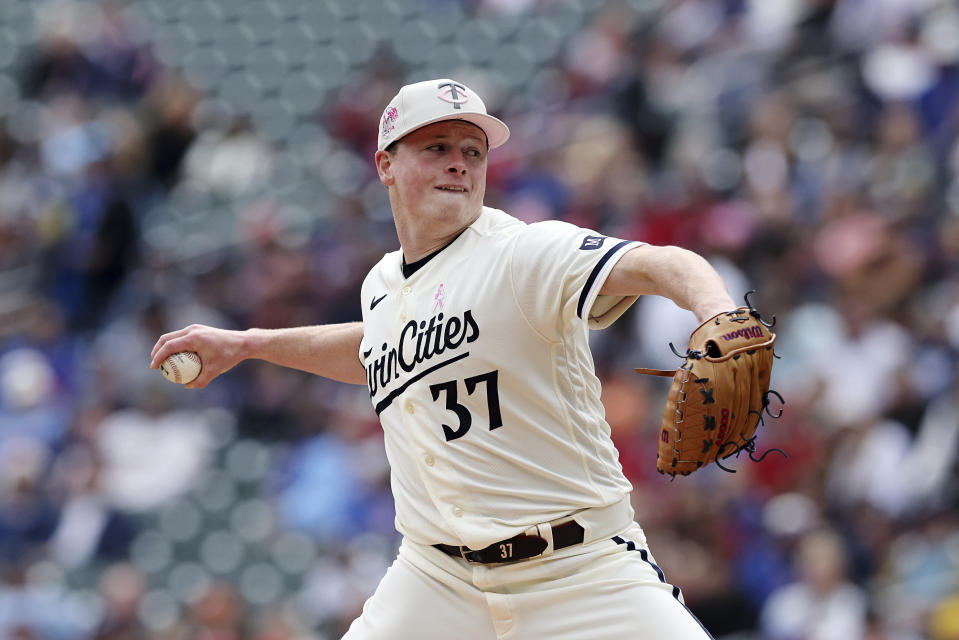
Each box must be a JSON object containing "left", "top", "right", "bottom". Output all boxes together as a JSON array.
[{"left": 437, "top": 81, "right": 468, "bottom": 109}]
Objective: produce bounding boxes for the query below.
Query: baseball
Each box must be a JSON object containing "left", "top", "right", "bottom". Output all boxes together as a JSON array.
[{"left": 159, "top": 351, "right": 202, "bottom": 385}]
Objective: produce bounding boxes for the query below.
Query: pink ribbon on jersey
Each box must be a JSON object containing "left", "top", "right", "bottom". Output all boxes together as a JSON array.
[{"left": 433, "top": 284, "right": 445, "bottom": 313}]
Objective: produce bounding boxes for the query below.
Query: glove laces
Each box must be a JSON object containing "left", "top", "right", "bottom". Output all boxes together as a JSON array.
[{"left": 715, "top": 389, "right": 787, "bottom": 473}]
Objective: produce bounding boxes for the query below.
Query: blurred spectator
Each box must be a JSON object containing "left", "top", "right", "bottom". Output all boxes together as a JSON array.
[
  {"left": 271, "top": 393, "right": 391, "bottom": 542},
  {"left": 170, "top": 582, "right": 245, "bottom": 640},
  {"left": 47, "top": 444, "right": 136, "bottom": 569},
  {"left": 0, "top": 438, "right": 58, "bottom": 563},
  {"left": 182, "top": 118, "right": 274, "bottom": 197},
  {"left": 0, "top": 556, "right": 97, "bottom": 639},
  {"left": 873, "top": 513, "right": 959, "bottom": 636},
  {"left": 760, "top": 526, "right": 868, "bottom": 640},
  {"left": 902, "top": 378, "right": 959, "bottom": 511},
  {"left": 93, "top": 562, "right": 148, "bottom": 640},
  {"left": 95, "top": 398, "right": 212, "bottom": 512},
  {"left": 826, "top": 415, "right": 914, "bottom": 517},
  {"left": 143, "top": 75, "right": 200, "bottom": 189},
  {"left": 0, "top": 348, "right": 69, "bottom": 451}
]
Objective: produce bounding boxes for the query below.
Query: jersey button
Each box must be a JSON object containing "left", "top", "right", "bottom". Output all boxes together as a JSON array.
[
  {"left": 452, "top": 506, "right": 464, "bottom": 517},
  {"left": 424, "top": 454, "right": 435, "bottom": 467},
  {"left": 402, "top": 286, "right": 412, "bottom": 296},
  {"left": 405, "top": 401, "right": 414, "bottom": 414},
  {"left": 400, "top": 314, "right": 407, "bottom": 323}
]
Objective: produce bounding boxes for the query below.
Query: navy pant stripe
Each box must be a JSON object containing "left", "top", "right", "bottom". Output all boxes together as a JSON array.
[
  {"left": 638, "top": 548, "right": 666, "bottom": 584},
  {"left": 611, "top": 536, "right": 716, "bottom": 640}
]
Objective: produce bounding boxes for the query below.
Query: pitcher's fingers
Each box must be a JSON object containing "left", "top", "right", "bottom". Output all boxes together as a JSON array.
[
  {"left": 151, "top": 335, "right": 195, "bottom": 369},
  {"left": 150, "top": 341, "right": 168, "bottom": 366},
  {"left": 150, "top": 327, "right": 189, "bottom": 362}
]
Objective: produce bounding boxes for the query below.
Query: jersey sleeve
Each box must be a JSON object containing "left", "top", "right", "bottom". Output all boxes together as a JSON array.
[{"left": 509, "top": 221, "right": 642, "bottom": 340}]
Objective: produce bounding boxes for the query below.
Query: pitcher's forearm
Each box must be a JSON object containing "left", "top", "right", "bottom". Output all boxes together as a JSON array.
[
  {"left": 601, "top": 245, "right": 736, "bottom": 322},
  {"left": 244, "top": 322, "right": 366, "bottom": 385}
]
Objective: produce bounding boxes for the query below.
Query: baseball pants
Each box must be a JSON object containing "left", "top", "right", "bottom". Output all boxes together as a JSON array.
[{"left": 342, "top": 522, "right": 714, "bottom": 640}]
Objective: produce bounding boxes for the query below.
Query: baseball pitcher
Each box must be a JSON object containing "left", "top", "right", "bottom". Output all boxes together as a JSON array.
[{"left": 151, "top": 79, "right": 740, "bottom": 639}]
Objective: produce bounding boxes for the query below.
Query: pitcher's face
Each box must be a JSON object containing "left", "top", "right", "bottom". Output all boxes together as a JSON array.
[{"left": 377, "top": 120, "right": 488, "bottom": 229}]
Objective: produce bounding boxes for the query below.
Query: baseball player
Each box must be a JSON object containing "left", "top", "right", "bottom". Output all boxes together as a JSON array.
[{"left": 151, "top": 79, "right": 736, "bottom": 639}]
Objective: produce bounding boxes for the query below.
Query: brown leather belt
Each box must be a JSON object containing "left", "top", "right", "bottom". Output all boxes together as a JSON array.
[{"left": 433, "top": 520, "right": 584, "bottom": 564}]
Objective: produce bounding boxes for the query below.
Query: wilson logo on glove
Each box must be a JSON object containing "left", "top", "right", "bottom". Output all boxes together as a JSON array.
[{"left": 721, "top": 326, "right": 765, "bottom": 341}]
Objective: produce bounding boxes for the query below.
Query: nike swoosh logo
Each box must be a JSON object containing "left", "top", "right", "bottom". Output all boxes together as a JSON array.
[{"left": 370, "top": 294, "right": 387, "bottom": 310}]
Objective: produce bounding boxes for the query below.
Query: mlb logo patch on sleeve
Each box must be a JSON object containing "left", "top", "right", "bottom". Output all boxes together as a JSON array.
[{"left": 580, "top": 235, "right": 606, "bottom": 250}]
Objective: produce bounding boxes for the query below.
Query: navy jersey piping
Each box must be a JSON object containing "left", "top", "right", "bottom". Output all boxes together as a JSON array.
[{"left": 576, "top": 240, "right": 632, "bottom": 319}]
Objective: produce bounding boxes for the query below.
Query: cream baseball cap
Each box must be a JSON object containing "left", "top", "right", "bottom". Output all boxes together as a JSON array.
[{"left": 377, "top": 78, "right": 510, "bottom": 151}]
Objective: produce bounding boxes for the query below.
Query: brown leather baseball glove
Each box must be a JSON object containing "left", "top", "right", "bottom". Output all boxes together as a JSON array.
[{"left": 636, "top": 294, "right": 783, "bottom": 477}]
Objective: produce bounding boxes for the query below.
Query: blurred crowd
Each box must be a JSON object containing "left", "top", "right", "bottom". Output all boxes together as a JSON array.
[{"left": 2, "top": 0, "right": 959, "bottom": 638}]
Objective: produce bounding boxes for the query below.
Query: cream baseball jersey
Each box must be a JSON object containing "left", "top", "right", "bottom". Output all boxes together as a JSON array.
[{"left": 359, "top": 207, "right": 642, "bottom": 550}]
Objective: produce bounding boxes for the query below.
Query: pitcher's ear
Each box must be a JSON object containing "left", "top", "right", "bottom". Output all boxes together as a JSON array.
[{"left": 375, "top": 150, "right": 395, "bottom": 186}]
